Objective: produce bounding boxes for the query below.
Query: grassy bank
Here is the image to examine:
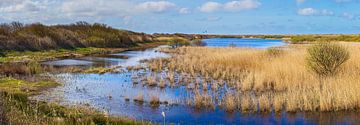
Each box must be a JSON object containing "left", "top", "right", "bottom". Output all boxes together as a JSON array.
[
  {"left": 0, "top": 77, "right": 150, "bottom": 125},
  {"left": 0, "top": 22, "right": 154, "bottom": 51},
  {"left": 289, "top": 34, "right": 360, "bottom": 44},
  {"left": 0, "top": 41, "right": 168, "bottom": 63},
  {"left": 148, "top": 43, "right": 360, "bottom": 112}
]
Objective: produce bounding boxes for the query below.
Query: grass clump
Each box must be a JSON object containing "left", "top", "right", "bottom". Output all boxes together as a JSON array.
[
  {"left": 221, "top": 93, "right": 237, "bottom": 112},
  {"left": 149, "top": 95, "right": 160, "bottom": 108},
  {"left": 83, "top": 67, "right": 120, "bottom": 74},
  {"left": 190, "top": 92, "right": 214, "bottom": 110},
  {"left": 306, "top": 43, "right": 350, "bottom": 76}
]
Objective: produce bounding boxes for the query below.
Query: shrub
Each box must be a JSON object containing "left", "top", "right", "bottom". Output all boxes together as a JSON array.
[{"left": 306, "top": 43, "right": 350, "bottom": 76}]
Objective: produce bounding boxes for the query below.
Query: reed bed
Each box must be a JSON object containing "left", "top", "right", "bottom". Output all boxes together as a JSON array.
[{"left": 148, "top": 43, "right": 360, "bottom": 112}]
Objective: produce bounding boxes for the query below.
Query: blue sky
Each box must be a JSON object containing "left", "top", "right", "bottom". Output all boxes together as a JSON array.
[{"left": 0, "top": 0, "right": 359, "bottom": 34}]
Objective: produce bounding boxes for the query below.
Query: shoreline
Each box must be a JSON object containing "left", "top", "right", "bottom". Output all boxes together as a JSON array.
[{"left": 0, "top": 41, "right": 168, "bottom": 64}]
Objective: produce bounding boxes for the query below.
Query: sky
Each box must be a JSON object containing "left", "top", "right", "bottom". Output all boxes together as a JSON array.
[{"left": 0, "top": 0, "right": 359, "bottom": 34}]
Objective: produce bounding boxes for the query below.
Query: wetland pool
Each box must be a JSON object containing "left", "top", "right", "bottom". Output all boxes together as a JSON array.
[{"left": 34, "top": 40, "right": 359, "bottom": 124}]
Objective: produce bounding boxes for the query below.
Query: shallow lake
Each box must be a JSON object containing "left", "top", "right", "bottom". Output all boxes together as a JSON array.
[
  {"left": 202, "top": 38, "right": 285, "bottom": 48},
  {"left": 34, "top": 40, "right": 359, "bottom": 124}
]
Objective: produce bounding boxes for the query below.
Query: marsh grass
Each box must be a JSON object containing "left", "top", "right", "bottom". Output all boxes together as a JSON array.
[{"left": 152, "top": 43, "right": 360, "bottom": 112}]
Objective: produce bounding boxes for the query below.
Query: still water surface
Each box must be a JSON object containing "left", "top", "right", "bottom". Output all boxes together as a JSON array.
[{"left": 35, "top": 39, "right": 359, "bottom": 124}]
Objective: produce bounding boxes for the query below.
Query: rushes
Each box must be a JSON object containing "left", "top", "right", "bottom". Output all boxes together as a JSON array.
[
  {"left": 221, "top": 93, "right": 237, "bottom": 112},
  {"left": 154, "top": 43, "right": 360, "bottom": 112},
  {"left": 190, "top": 92, "right": 214, "bottom": 110}
]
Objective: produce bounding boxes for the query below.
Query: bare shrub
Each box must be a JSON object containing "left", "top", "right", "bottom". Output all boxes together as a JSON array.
[{"left": 306, "top": 43, "right": 349, "bottom": 76}]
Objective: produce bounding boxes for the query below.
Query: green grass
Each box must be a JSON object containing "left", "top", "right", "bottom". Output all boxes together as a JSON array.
[
  {"left": 0, "top": 77, "right": 59, "bottom": 95},
  {"left": 0, "top": 47, "right": 121, "bottom": 63},
  {"left": 83, "top": 67, "right": 120, "bottom": 74}
]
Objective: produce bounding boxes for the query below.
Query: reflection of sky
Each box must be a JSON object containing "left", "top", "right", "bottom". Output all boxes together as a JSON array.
[
  {"left": 111, "top": 46, "right": 170, "bottom": 67},
  {"left": 203, "top": 38, "right": 285, "bottom": 49},
  {"left": 35, "top": 44, "right": 360, "bottom": 124},
  {"left": 43, "top": 46, "right": 170, "bottom": 67},
  {"left": 42, "top": 59, "right": 94, "bottom": 66}
]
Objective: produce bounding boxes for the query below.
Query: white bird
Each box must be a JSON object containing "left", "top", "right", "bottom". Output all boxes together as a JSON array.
[{"left": 162, "top": 111, "right": 166, "bottom": 125}]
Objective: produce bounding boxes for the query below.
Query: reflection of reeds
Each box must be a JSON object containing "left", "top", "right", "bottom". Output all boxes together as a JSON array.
[
  {"left": 150, "top": 43, "right": 360, "bottom": 112},
  {"left": 134, "top": 93, "right": 144, "bottom": 104},
  {"left": 149, "top": 95, "right": 160, "bottom": 107}
]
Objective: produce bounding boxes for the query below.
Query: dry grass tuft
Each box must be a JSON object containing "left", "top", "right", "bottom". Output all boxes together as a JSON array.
[
  {"left": 149, "top": 95, "right": 160, "bottom": 107},
  {"left": 190, "top": 92, "right": 214, "bottom": 110},
  {"left": 221, "top": 93, "right": 237, "bottom": 112}
]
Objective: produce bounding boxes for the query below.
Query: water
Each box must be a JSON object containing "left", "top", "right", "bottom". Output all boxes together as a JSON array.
[
  {"left": 35, "top": 42, "right": 359, "bottom": 124},
  {"left": 203, "top": 38, "right": 285, "bottom": 48},
  {"left": 42, "top": 59, "right": 94, "bottom": 66}
]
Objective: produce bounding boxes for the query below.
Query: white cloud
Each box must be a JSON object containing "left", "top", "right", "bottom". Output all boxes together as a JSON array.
[
  {"left": 135, "top": 1, "right": 176, "bottom": 13},
  {"left": 335, "top": 0, "right": 352, "bottom": 3},
  {"left": 61, "top": 0, "right": 134, "bottom": 17},
  {"left": 298, "top": 8, "right": 317, "bottom": 16},
  {"left": 0, "top": 0, "right": 184, "bottom": 25},
  {"left": 179, "top": 8, "right": 190, "bottom": 14},
  {"left": 199, "top": 0, "right": 261, "bottom": 13},
  {"left": 298, "top": 8, "right": 333, "bottom": 16},
  {"left": 0, "top": 0, "right": 47, "bottom": 13},
  {"left": 224, "top": 0, "right": 261, "bottom": 11},
  {"left": 61, "top": 0, "right": 177, "bottom": 17},
  {"left": 341, "top": 12, "right": 354, "bottom": 19},
  {"left": 199, "top": 2, "right": 222, "bottom": 13}
]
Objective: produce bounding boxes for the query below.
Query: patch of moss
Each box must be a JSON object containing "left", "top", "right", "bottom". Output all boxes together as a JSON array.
[{"left": 0, "top": 77, "right": 59, "bottom": 95}]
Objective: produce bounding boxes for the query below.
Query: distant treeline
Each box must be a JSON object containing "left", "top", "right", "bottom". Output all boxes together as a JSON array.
[
  {"left": 1, "top": 21, "right": 359, "bottom": 52},
  {"left": 0, "top": 21, "right": 154, "bottom": 51},
  {"left": 288, "top": 34, "right": 360, "bottom": 43}
]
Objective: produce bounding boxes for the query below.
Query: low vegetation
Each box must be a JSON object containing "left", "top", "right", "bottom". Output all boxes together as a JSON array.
[
  {"left": 83, "top": 67, "right": 122, "bottom": 74},
  {"left": 155, "top": 36, "right": 190, "bottom": 47},
  {"left": 306, "top": 43, "right": 350, "bottom": 77},
  {"left": 149, "top": 42, "right": 360, "bottom": 112},
  {"left": 289, "top": 34, "right": 360, "bottom": 44},
  {"left": 0, "top": 21, "right": 154, "bottom": 51}
]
